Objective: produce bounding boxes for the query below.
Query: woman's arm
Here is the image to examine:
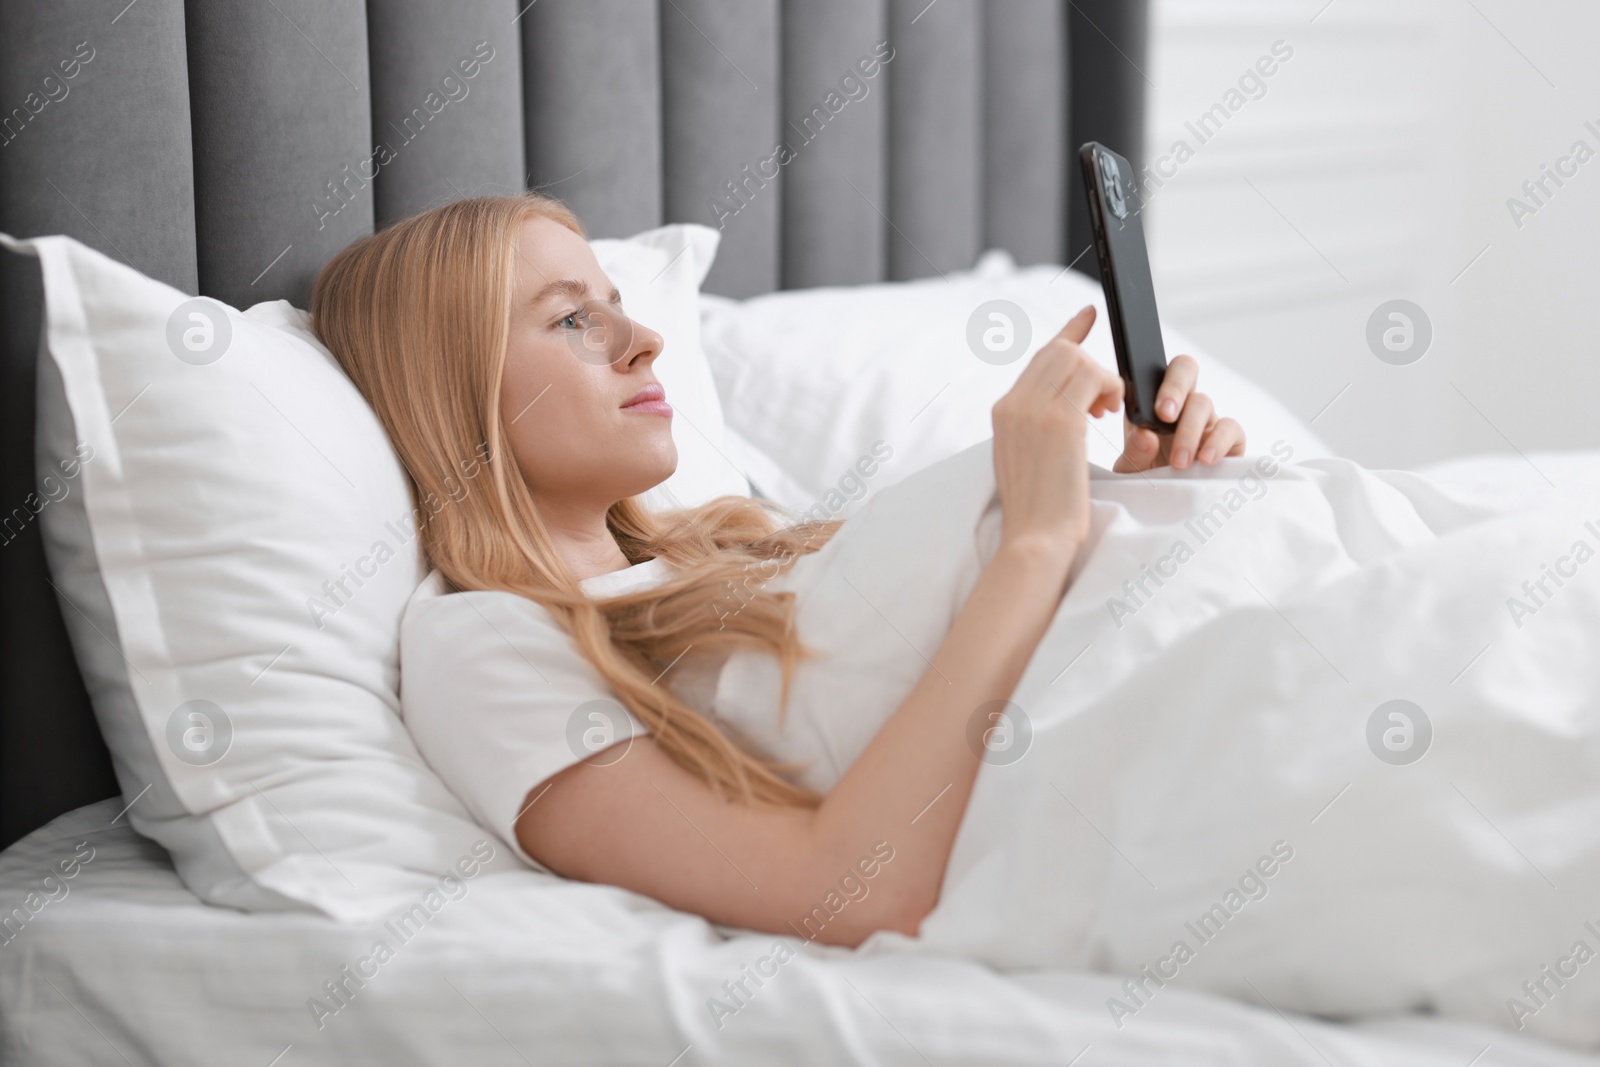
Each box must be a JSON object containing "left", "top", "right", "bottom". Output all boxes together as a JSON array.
[
  {"left": 520, "top": 536, "right": 1077, "bottom": 945},
  {"left": 518, "top": 306, "right": 1122, "bottom": 945}
]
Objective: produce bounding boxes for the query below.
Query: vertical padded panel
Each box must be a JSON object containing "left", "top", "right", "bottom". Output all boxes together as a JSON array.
[
  {"left": 1067, "top": 0, "right": 1149, "bottom": 277},
  {"left": 0, "top": 0, "right": 193, "bottom": 849},
  {"left": 984, "top": 0, "right": 1068, "bottom": 267},
  {"left": 780, "top": 0, "right": 889, "bottom": 289},
  {"left": 661, "top": 0, "right": 781, "bottom": 298},
  {"left": 886, "top": 0, "right": 981, "bottom": 280},
  {"left": 366, "top": 0, "right": 526, "bottom": 227},
  {"left": 186, "top": 0, "right": 373, "bottom": 308},
  {"left": 522, "top": 0, "right": 662, "bottom": 238},
  {"left": 0, "top": 2, "right": 197, "bottom": 288}
]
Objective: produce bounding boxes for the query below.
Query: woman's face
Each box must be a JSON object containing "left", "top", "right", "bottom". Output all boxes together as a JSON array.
[{"left": 500, "top": 216, "right": 675, "bottom": 512}]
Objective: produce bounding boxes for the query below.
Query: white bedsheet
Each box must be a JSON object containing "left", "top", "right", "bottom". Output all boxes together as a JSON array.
[
  {"left": 2, "top": 800, "right": 1595, "bottom": 1067},
  {"left": 711, "top": 445, "right": 1600, "bottom": 1048}
]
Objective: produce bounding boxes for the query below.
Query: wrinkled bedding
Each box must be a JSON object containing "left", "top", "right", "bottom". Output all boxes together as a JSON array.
[
  {"left": 2, "top": 799, "right": 1595, "bottom": 1066},
  {"left": 714, "top": 442, "right": 1600, "bottom": 1047},
  {"left": 7, "top": 449, "right": 1600, "bottom": 1064}
]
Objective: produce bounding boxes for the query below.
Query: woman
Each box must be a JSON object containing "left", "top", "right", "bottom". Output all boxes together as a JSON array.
[
  {"left": 310, "top": 192, "right": 1245, "bottom": 947},
  {"left": 313, "top": 194, "right": 1600, "bottom": 1046}
]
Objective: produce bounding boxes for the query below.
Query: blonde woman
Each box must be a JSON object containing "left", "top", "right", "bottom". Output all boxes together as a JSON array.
[{"left": 310, "top": 193, "right": 1245, "bottom": 948}]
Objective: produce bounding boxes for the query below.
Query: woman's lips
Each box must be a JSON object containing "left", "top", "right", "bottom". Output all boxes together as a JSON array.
[{"left": 621, "top": 382, "right": 672, "bottom": 417}]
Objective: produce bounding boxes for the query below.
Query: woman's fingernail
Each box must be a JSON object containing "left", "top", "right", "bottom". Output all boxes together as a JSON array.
[
  {"left": 1160, "top": 399, "right": 1177, "bottom": 419},
  {"left": 1199, "top": 447, "right": 1217, "bottom": 464},
  {"left": 1172, "top": 448, "right": 1189, "bottom": 468}
]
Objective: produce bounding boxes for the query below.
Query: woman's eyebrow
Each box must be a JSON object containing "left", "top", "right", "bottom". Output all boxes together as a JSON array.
[
  {"left": 528, "top": 278, "right": 589, "bottom": 305},
  {"left": 527, "top": 280, "right": 624, "bottom": 308}
]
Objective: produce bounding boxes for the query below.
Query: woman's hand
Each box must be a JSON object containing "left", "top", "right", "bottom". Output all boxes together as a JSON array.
[
  {"left": 1113, "top": 354, "right": 1246, "bottom": 473},
  {"left": 991, "top": 305, "right": 1124, "bottom": 555}
]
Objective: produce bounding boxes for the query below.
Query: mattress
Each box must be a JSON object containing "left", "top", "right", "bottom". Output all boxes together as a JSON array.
[{"left": 3, "top": 799, "right": 1596, "bottom": 1066}]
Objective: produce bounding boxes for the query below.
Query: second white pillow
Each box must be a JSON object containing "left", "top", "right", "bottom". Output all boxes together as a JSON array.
[{"left": 700, "top": 254, "right": 1332, "bottom": 517}]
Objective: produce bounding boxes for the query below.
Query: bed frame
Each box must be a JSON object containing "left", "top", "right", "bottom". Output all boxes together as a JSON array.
[{"left": 0, "top": 0, "right": 1147, "bottom": 851}]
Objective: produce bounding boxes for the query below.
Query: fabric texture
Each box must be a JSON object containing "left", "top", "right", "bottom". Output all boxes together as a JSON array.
[
  {"left": 887, "top": 0, "right": 982, "bottom": 280},
  {"left": 984, "top": 1, "right": 1070, "bottom": 266},
  {"left": 185, "top": 0, "right": 375, "bottom": 308},
  {"left": 521, "top": 0, "right": 665, "bottom": 240},
  {"left": 15, "top": 233, "right": 513, "bottom": 921},
  {"left": 661, "top": 0, "right": 782, "bottom": 297},
  {"left": 778, "top": 0, "right": 891, "bottom": 288},
  {"left": 366, "top": 0, "right": 527, "bottom": 227},
  {"left": 711, "top": 435, "right": 1600, "bottom": 1045},
  {"left": 401, "top": 561, "right": 677, "bottom": 871},
  {"left": 7, "top": 798, "right": 1581, "bottom": 1067}
]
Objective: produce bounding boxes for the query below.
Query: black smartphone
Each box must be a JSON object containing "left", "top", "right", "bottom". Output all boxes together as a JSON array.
[{"left": 1078, "top": 141, "right": 1174, "bottom": 432}]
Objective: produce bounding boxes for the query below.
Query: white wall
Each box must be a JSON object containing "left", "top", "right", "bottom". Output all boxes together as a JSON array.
[{"left": 1145, "top": 0, "right": 1600, "bottom": 470}]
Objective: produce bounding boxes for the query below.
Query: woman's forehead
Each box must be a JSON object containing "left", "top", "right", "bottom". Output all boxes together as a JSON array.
[{"left": 511, "top": 217, "right": 609, "bottom": 297}]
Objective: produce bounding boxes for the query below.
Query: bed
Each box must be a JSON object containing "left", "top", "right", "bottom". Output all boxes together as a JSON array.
[
  {"left": 8, "top": 796, "right": 1600, "bottom": 1066},
  {"left": 2, "top": 2, "right": 1597, "bottom": 1064}
]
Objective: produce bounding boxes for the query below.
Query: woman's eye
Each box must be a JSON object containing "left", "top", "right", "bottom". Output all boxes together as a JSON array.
[{"left": 558, "top": 312, "right": 581, "bottom": 329}]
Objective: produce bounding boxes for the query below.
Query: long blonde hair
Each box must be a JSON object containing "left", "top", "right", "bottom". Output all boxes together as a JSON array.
[{"left": 311, "top": 193, "right": 836, "bottom": 808}]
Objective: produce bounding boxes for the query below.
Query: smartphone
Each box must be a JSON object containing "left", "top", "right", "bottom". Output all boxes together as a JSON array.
[{"left": 1078, "top": 142, "right": 1174, "bottom": 432}]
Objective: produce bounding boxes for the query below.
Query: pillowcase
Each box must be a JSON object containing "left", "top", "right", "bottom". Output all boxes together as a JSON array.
[
  {"left": 8, "top": 222, "right": 747, "bottom": 920},
  {"left": 699, "top": 252, "right": 1332, "bottom": 517},
  {"left": 590, "top": 225, "right": 751, "bottom": 508},
  {"left": 9, "top": 233, "right": 512, "bottom": 921}
]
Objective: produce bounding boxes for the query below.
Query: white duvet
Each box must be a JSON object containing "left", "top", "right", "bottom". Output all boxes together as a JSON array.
[
  {"left": 713, "top": 441, "right": 1600, "bottom": 1047},
  {"left": 8, "top": 450, "right": 1600, "bottom": 1065}
]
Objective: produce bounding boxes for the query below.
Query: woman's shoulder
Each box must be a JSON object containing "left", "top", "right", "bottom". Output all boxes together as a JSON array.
[
  {"left": 404, "top": 570, "right": 559, "bottom": 623},
  {"left": 395, "top": 572, "right": 645, "bottom": 870},
  {"left": 399, "top": 572, "right": 625, "bottom": 736},
  {"left": 399, "top": 571, "right": 570, "bottom": 674},
  {"left": 404, "top": 557, "right": 675, "bottom": 630},
  {"left": 398, "top": 559, "right": 679, "bottom": 690}
]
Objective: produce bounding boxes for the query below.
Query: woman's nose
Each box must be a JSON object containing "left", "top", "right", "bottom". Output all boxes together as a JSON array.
[
  {"left": 566, "top": 309, "right": 659, "bottom": 367},
  {"left": 619, "top": 318, "right": 663, "bottom": 369}
]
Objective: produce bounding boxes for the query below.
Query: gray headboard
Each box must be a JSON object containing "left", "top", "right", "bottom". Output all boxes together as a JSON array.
[{"left": 0, "top": 0, "right": 1148, "bottom": 850}]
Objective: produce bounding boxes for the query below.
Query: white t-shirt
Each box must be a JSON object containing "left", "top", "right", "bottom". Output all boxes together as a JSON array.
[{"left": 399, "top": 558, "right": 722, "bottom": 870}]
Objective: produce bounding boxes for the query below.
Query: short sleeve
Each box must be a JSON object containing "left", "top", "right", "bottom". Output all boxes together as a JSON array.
[{"left": 399, "top": 572, "right": 645, "bottom": 871}]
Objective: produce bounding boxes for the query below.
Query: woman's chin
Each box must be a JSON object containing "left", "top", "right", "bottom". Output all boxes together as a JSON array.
[{"left": 629, "top": 456, "right": 679, "bottom": 498}]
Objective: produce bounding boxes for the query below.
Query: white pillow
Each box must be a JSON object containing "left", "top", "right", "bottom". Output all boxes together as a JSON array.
[
  {"left": 7, "top": 233, "right": 516, "bottom": 921},
  {"left": 6, "top": 222, "right": 749, "bottom": 921},
  {"left": 590, "top": 225, "right": 751, "bottom": 508},
  {"left": 699, "top": 252, "right": 1332, "bottom": 516}
]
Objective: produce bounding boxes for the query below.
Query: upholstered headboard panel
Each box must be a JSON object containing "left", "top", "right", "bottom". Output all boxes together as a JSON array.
[{"left": 0, "top": 0, "right": 1148, "bottom": 849}]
